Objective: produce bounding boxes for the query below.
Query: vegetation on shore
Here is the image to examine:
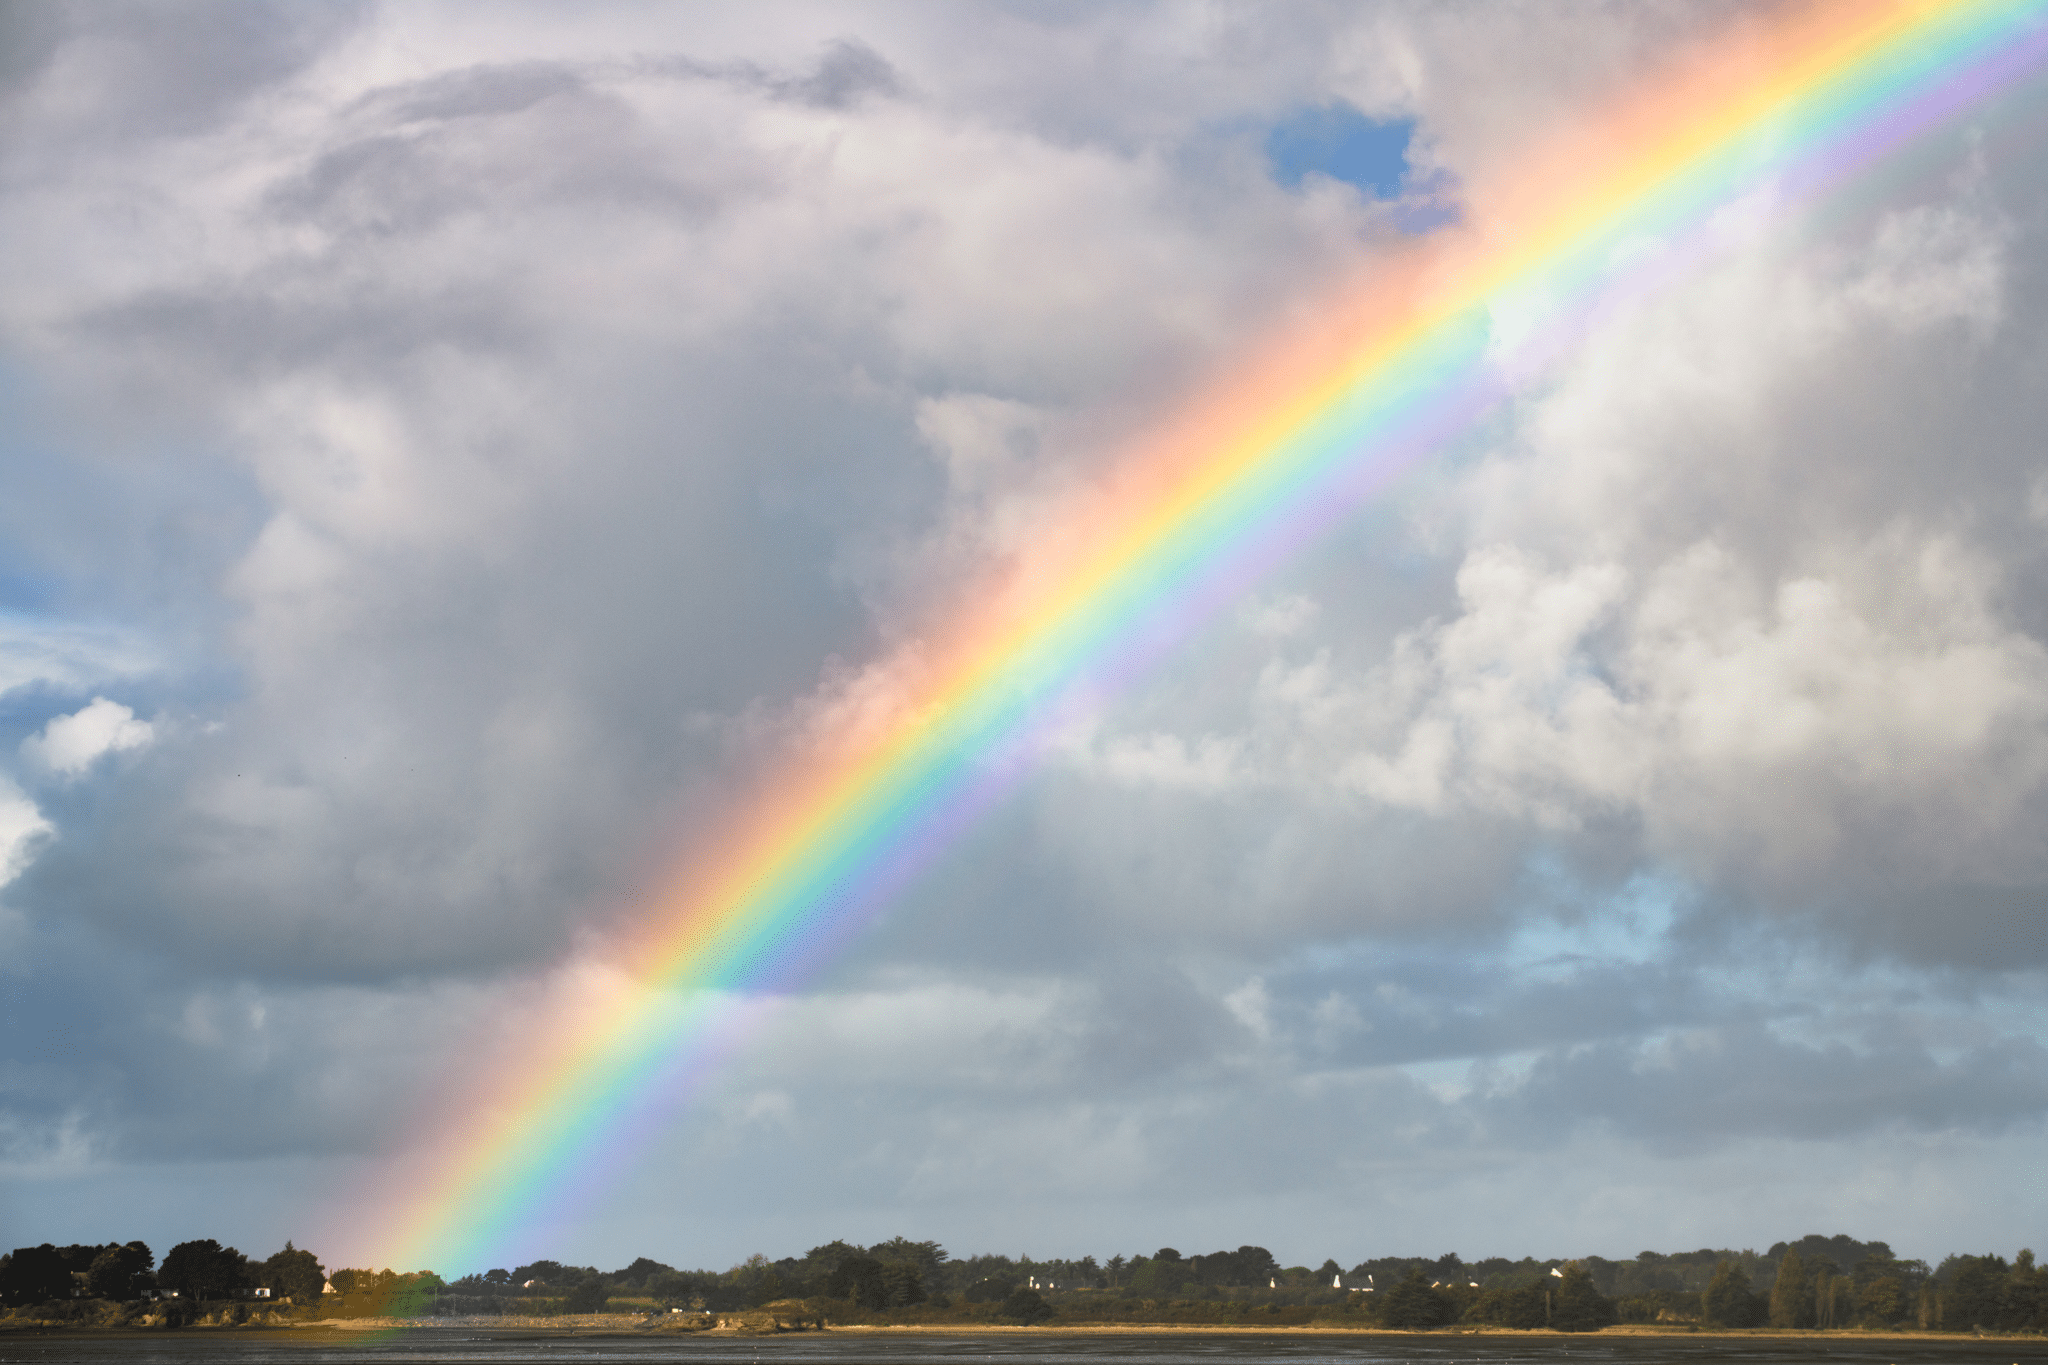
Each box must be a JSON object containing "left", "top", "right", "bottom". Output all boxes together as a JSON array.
[{"left": 4, "top": 1232, "right": 2043, "bottom": 1334}]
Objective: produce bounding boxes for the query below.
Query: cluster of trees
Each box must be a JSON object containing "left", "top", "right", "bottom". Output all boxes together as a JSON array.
[
  {"left": 0, "top": 1240, "right": 324, "bottom": 1308},
  {"left": 421, "top": 1235, "right": 2043, "bottom": 1334},
  {"left": 0, "top": 1243, "right": 155, "bottom": 1304},
  {"left": 322, "top": 1267, "right": 447, "bottom": 1317},
  {"left": 1691, "top": 1243, "right": 2048, "bottom": 1333},
  {"left": 437, "top": 1238, "right": 979, "bottom": 1317},
  {"left": 8, "top": 1229, "right": 2044, "bottom": 1334}
]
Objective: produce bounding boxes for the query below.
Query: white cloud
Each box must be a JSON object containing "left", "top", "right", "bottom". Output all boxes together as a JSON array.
[
  {"left": 21, "top": 697, "right": 156, "bottom": 777},
  {"left": 0, "top": 778, "right": 51, "bottom": 889},
  {"left": 2, "top": 0, "right": 2046, "bottom": 1267}
]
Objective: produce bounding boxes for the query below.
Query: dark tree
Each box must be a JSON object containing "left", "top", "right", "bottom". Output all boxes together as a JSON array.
[
  {"left": 1469, "top": 1282, "right": 1549, "bottom": 1328},
  {"left": 85, "top": 1242, "right": 154, "bottom": 1300},
  {"left": 826, "top": 1254, "right": 889, "bottom": 1309},
  {"left": 796, "top": 1240, "right": 864, "bottom": 1291},
  {"left": 1941, "top": 1255, "right": 2007, "bottom": 1331},
  {"left": 1703, "top": 1259, "right": 1763, "bottom": 1327},
  {"left": 159, "top": 1240, "right": 250, "bottom": 1301},
  {"left": 484, "top": 1268, "right": 511, "bottom": 1285},
  {"left": 512, "top": 1260, "right": 567, "bottom": 1286},
  {"left": 964, "top": 1276, "right": 1015, "bottom": 1304},
  {"left": 607, "top": 1257, "right": 673, "bottom": 1289},
  {"left": 1550, "top": 1263, "right": 1618, "bottom": 1332},
  {"left": 871, "top": 1238, "right": 947, "bottom": 1279},
  {"left": 1380, "top": 1269, "right": 1453, "bottom": 1329},
  {"left": 0, "top": 1245, "right": 77, "bottom": 1306},
  {"left": 261, "top": 1242, "right": 325, "bottom": 1304},
  {"left": 561, "top": 1281, "right": 610, "bottom": 1314},
  {"left": 2007, "top": 1249, "right": 2048, "bottom": 1331},
  {"left": 1001, "top": 1287, "right": 1053, "bottom": 1324},
  {"left": 881, "top": 1260, "right": 927, "bottom": 1307}
]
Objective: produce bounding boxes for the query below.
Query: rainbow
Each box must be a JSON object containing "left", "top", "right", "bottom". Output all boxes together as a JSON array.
[{"left": 359, "top": 0, "right": 2048, "bottom": 1274}]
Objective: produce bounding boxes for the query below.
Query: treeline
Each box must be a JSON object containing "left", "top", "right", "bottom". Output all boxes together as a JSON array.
[
  {"left": 420, "top": 1233, "right": 2047, "bottom": 1333},
  {"left": 6, "top": 1231, "right": 2044, "bottom": 1333},
  {"left": 0, "top": 1239, "right": 325, "bottom": 1320}
]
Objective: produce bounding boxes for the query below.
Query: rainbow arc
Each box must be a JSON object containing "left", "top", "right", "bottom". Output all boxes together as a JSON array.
[{"left": 359, "top": 0, "right": 2048, "bottom": 1273}]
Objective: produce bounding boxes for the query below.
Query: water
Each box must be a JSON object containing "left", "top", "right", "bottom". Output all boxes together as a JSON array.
[{"left": 0, "top": 1330, "right": 2041, "bottom": 1365}]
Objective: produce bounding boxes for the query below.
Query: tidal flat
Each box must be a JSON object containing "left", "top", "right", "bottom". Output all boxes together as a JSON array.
[{"left": 0, "top": 1329, "right": 2042, "bottom": 1365}]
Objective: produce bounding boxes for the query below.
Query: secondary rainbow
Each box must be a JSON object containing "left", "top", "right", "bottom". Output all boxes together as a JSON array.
[{"left": 361, "top": 0, "right": 2048, "bottom": 1274}]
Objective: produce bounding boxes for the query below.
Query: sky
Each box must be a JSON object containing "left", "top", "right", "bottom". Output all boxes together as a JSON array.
[{"left": 2, "top": 0, "right": 2046, "bottom": 1278}]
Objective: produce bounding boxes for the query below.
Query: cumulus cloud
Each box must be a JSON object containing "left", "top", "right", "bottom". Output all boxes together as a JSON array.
[
  {"left": 20, "top": 697, "right": 154, "bottom": 776},
  {"left": 0, "top": 778, "right": 51, "bottom": 888},
  {"left": 1, "top": 0, "right": 2044, "bottom": 1268}
]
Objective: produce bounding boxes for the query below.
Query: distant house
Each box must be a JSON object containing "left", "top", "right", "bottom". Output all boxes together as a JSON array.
[{"left": 253, "top": 1287, "right": 272, "bottom": 1299}]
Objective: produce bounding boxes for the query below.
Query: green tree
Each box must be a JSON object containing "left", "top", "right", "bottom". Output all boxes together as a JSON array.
[
  {"left": 261, "top": 1242, "right": 326, "bottom": 1304},
  {"left": 1380, "top": 1269, "right": 1453, "bottom": 1329},
  {"left": 561, "top": 1281, "right": 609, "bottom": 1314},
  {"left": 1768, "top": 1247, "right": 1810, "bottom": 1329},
  {"left": 1703, "top": 1259, "right": 1762, "bottom": 1327},
  {"left": 1856, "top": 1277, "right": 1907, "bottom": 1325}
]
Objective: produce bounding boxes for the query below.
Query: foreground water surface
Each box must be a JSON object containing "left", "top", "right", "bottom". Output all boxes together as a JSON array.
[{"left": 1, "top": 1330, "right": 2041, "bottom": 1365}]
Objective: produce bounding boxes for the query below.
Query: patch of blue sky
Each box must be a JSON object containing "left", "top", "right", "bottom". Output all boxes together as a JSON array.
[
  {"left": 0, "top": 565, "right": 59, "bottom": 614},
  {"left": 0, "top": 609, "right": 159, "bottom": 700},
  {"left": 1497, "top": 861, "right": 1689, "bottom": 973},
  {"left": 1266, "top": 106, "right": 1415, "bottom": 197},
  {"left": 1741, "top": 955, "right": 2048, "bottom": 1061},
  {"left": 1265, "top": 105, "right": 1460, "bottom": 233}
]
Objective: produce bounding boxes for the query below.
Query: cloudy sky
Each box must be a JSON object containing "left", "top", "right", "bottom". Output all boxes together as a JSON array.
[{"left": 3, "top": 0, "right": 2046, "bottom": 1276}]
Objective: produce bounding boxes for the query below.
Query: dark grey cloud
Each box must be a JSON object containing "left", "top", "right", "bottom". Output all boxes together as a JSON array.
[{"left": 0, "top": 1, "right": 367, "bottom": 144}]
